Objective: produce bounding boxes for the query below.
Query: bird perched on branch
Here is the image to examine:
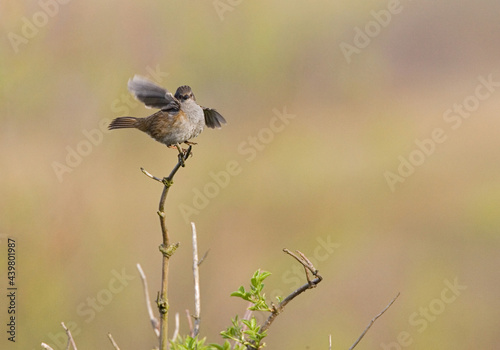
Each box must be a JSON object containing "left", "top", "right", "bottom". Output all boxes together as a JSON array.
[{"left": 109, "top": 75, "right": 226, "bottom": 154}]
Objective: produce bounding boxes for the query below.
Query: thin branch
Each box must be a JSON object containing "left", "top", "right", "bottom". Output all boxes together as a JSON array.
[
  {"left": 185, "top": 309, "right": 193, "bottom": 335},
  {"left": 247, "top": 249, "right": 322, "bottom": 350},
  {"left": 107, "top": 333, "right": 121, "bottom": 350},
  {"left": 348, "top": 292, "right": 400, "bottom": 350},
  {"left": 167, "top": 148, "right": 192, "bottom": 179},
  {"left": 61, "top": 322, "right": 77, "bottom": 350},
  {"left": 198, "top": 249, "right": 210, "bottom": 266},
  {"left": 155, "top": 146, "right": 192, "bottom": 247},
  {"left": 137, "top": 263, "right": 160, "bottom": 338},
  {"left": 329, "top": 334, "right": 332, "bottom": 350},
  {"left": 284, "top": 249, "right": 318, "bottom": 276},
  {"left": 190, "top": 222, "right": 202, "bottom": 337},
  {"left": 140, "top": 167, "right": 162, "bottom": 183},
  {"left": 302, "top": 264, "right": 312, "bottom": 284},
  {"left": 297, "top": 251, "right": 314, "bottom": 269},
  {"left": 141, "top": 145, "right": 192, "bottom": 350},
  {"left": 259, "top": 278, "right": 322, "bottom": 335},
  {"left": 41, "top": 343, "right": 54, "bottom": 350},
  {"left": 172, "top": 312, "right": 180, "bottom": 342}
]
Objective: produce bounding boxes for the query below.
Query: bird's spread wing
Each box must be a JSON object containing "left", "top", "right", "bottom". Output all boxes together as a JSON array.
[
  {"left": 127, "top": 75, "right": 180, "bottom": 112},
  {"left": 202, "top": 107, "right": 227, "bottom": 129}
]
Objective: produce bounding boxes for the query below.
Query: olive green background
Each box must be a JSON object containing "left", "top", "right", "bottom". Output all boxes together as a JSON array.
[{"left": 2, "top": 1, "right": 500, "bottom": 349}]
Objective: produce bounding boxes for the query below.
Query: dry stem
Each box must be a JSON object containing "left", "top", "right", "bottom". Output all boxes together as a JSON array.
[
  {"left": 141, "top": 146, "right": 192, "bottom": 350},
  {"left": 349, "top": 292, "right": 400, "bottom": 350},
  {"left": 190, "top": 222, "right": 201, "bottom": 337},
  {"left": 107, "top": 333, "right": 121, "bottom": 350},
  {"left": 137, "top": 263, "right": 160, "bottom": 338}
]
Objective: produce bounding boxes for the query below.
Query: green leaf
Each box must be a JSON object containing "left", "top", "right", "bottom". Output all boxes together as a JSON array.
[{"left": 170, "top": 335, "right": 209, "bottom": 350}]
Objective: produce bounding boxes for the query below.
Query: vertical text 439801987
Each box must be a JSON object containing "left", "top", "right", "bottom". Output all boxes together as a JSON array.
[{"left": 7, "top": 238, "right": 17, "bottom": 342}]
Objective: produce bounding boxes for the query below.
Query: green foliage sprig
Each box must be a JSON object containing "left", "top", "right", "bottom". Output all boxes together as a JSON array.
[
  {"left": 169, "top": 270, "right": 274, "bottom": 350},
  {"left": 230, "top": 270, "right": 274, "bottom": 312}
]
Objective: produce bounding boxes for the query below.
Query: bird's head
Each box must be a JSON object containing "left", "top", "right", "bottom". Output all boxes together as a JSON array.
[{"left": 175, "top": 85, "right": 196, "bottom": 102}]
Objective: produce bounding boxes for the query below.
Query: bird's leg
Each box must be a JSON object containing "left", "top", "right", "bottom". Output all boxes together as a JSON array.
[
  {"left": 174, "top": 144, "right": 185, "bottom": 167},
  {"left": 179, "top": 142, "right": 195, "bottom": 159}
]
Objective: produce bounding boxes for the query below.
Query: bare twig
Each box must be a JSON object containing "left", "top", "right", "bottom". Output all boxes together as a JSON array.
[
  {"left": 348, "top": 292, "right": 400, "bottom": 350},
  {"left": 198, "top": 249, "right": 210, "bottom": 266},
  {"left": 41, "top": 343, "right": 54, "bottom": 350},
  {"left": 61, "top": 322, "right": 77, "bottom": 350},
  {"left": 185, "top": 309, "right": 193, "bottom": 335},
  {"left": 297, "top": 251, "right": 314, "bottom": 269},
  {"left": 142, "top": 145, "right": 192, "bottom": 350},
  {"left": 137, "top": 263, "right": 160, "bottom": 338},
  {"left": 246, "top": 249, "right": 323, "bottom": 350},
  {"left": 297, "top": 251, "right": 315, "bottom": 284},
  {"left": 172, "top": 312, "right": 180, "bottom": 342},
  {"left": 329, "top": 334, "right": 332, "bottom": 350},
  {"left": 107, "top": 333, "right": 121, "bottom": 350},
  {"left": 284, "top": 249, "right": 318, "bottom": 276},
  {"left": 260, "top": 272, "right": 321, "bottom": 333},
  {"left": 140, "top": 167, "right": 162, "bottom": 182},
  {"left": 191, "top": 222, "right": 201, "bottom": 337}
]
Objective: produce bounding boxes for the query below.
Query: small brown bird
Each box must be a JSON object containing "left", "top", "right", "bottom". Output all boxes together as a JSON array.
[{"left": 109, "top": 75, "right": 226, "bottom": 153}]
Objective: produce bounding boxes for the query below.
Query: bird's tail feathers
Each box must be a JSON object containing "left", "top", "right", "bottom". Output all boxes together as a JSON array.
[{"left": 108, "top": 117, "right": 139, "bottom": 130}]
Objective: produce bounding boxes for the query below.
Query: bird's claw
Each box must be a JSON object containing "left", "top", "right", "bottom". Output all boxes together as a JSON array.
[{"left": 178, "top": 152, "right": 186, "bottom": 167}]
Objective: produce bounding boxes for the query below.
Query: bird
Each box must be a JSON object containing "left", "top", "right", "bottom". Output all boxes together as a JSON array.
[{"left": 109, "top": 75, "right": 226, "bottom": 154}]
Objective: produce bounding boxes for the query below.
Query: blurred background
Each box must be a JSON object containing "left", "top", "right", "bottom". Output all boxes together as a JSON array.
[{"left": 1, "top": 1, "right": 500, "bottom": 349}]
